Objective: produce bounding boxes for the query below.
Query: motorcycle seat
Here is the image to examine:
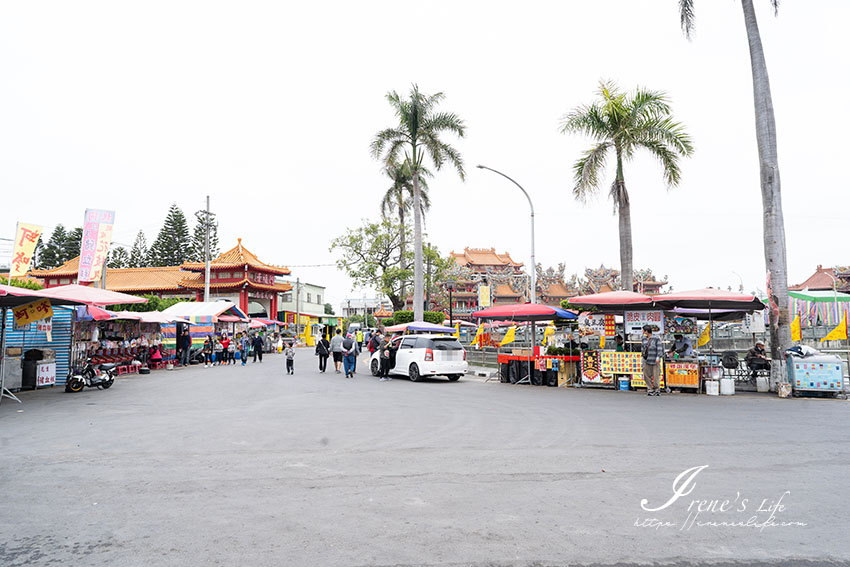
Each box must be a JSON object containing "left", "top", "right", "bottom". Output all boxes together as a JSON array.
[{"left": 98, "top": 363, "right": 118, "bottom": 371}]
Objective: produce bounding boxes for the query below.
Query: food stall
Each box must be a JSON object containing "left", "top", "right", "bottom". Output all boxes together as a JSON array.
[
  {"left": 472, "top": 304, "right": 578, "bottom": 386},
  {"left": 662, "top": 315, "right": 700, "bottom": 391}
]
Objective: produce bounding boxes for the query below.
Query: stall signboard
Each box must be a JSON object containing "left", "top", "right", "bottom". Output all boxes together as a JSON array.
[
  {"left": 78, "top": 208, "right": 115, "bottom": 282},
  {"left": 478, "top": 285, "right": 491, "bottom": 308},
  {"left": 665, "top": 362, "right": 699, "bottom": 388},
  {"left": 741, "top": 312, "right": 766, "bottom": 334},
  {"left": 579, "top": 313, "right": 608, "bottom": 336},
  {"left": 12, "top": 298, "right": 53, "bottom": 327},
  {"left": 36, "top": 362, "right": 56, "bottom": 387},
  {"left": 664, "top": 316, "right": 697, "bottom": 335},
  {"left": 599, "top": 351, "right": 642, "bottom": 376},
  {"left": 625, "top": 310, "right": 664, "bottom": 335},
  {"left": 580, "top": 350, "right": 614, "bottom": 385},
  {"left": 37, "top": 316, "right": 53, "bottom": 342},
  {"left": 10, "top": 222, "right": 43, "bottom": 277}
]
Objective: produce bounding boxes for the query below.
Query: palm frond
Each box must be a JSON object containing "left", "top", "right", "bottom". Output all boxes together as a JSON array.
[
  {"left": 559, "top": 104, "right": 607, "bottom": 139},
  {"left": 628, "top": 88, "right": 671, "bottom": 123},
  {"left": 772, "top": 0, "right": 780, "bottom": 16},
  {"left": 572, "top": 141, "right": 610, "bottom": 201},
  {"left": 636, "top": 117, "right": 694, "bottom": 157},
  {"left": 639, "top": 139, "right": 683, "bottom": 187},
  {"left": 424, "top": 111, "right": 466, "bottom": 138},
  {"left": 679, "top": 0, "right": 695, "bottom": 39},
  {"left": 371, "top": 127, "right": 407, "bottom": 159}
]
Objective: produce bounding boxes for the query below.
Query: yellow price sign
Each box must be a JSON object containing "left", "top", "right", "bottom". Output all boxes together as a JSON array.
[{"left": 12, "top": 298, "right": 53, "bottom": 327}]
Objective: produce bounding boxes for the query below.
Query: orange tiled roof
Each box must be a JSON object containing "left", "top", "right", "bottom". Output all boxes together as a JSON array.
[
  {"left": 494, "top": 283, "right": 520, "bottom": 297},
  {"left": 181, "top": 239, "right": 291, "bottom": 275},
  {"left": 374, "top": 306, "right": 393, "bottom": 317},
  {"left": 31, "top": 257, "right": 80, "bottom": 277},
  {"left": 789, "top": 265, "right": 838, "bottom": 291},
  {"left": 541, "top": 282, "right": 574, "bottom": 298},
  {"left": 107, "top": 266, "right": 187, "bottom": 292},
  {"left": 450, "top": 247, "right": 523, "bottom": 269},
  {"left": 177, "top": 277, "right": 292, "bottom": 292}
]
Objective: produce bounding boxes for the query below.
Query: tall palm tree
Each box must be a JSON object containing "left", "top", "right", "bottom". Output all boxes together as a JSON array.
[
  {"left": 560, "top": 81, "right": 693, "bottom": 291},
  {"left": 371, "top": 84, "right": 465, "bottom": 320},
  {"left": 679, "top": 0, "right": 790, "bottom": 378},
  {"left": 380, "top": 160, "right": 431, "bottom": 302}
]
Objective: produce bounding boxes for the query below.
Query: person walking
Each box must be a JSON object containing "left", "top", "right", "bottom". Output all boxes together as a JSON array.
[
  {"left": 378, "top": 333, "right": 394, "bottom": 381},
  {"left": 341, "top": 333, "right": 357, "bottom": 378},
  {"left": 352, "top": 334, "right": 361, "bottom": 375},
  {"left": 240, "top": 333, "right": 250, "bottom": 366},
  {"left": 315, "top": 334, "right": 330, "bottom": 373},
  {"left": 329, "top": 328, "right": 344, "bottom": 373},
  {"left": 180, "top": 330, "right": 192, "bottom": 366},
  {"left": 367, "top": 332, "right": 380, "bottom": 355},
  {"left": 641, "top": 325, "right": 663, "bottom": 396},
  {"left": 284, "top": 343, "right": 296, "bottom": 375},
  {"left": 202, "top": 335, "right": 213, "bottom": 368},
  {"left": 355, "top": 328, "right": 364, "bottom": 350},
  {"left": 213, "top": 337, "right": 223, "bottom": 366},
  {"left": 226, "top": 336, "right": 236, "bottom": 365},
  {"left": 252, "top": 333, "right": 264, "bottom": 363},
  {"left": 220, "top": 335, "right": 231, "bottom": 365}
]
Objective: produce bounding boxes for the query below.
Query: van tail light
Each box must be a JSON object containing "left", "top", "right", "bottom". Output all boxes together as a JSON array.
[
  {"left": 463, "top": 350, "right": 466, "bottom": 361},
  {"left": 424, "top": 348, "right": 433, "bottom": 361}
]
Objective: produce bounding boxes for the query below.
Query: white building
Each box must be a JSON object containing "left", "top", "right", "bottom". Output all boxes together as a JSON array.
[{"left": 339, "top": 297, "right": 392, "bottom": 318}]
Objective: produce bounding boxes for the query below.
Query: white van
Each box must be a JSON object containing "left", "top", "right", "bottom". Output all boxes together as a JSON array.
[{"left": 369, "top": 333, "right": 467, "bottom": 382}]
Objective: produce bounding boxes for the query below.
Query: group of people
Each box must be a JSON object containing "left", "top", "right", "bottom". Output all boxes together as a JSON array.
[
  {"left": 176, "top": 329, "right": 269, "bottom": 368},
  {"left": 313, "top": 328, "right": 399, "bottom": 381}
]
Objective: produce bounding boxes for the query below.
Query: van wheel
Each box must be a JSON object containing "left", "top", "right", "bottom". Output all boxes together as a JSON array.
[
  {"left": 370, "top": 359, "right": 380, "bottom": 376},
  {"left": 447, "top": 375, "right": 461, "bottom": 382},
  {"left": 409, "top": 364, "right": 421, "bottom": 382}
]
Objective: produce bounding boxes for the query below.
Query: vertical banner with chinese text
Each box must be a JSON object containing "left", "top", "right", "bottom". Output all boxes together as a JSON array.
[
  {"left": 78, "top": 209, "right": 115, "bottom": 282},
  {"left": 10, "top": 222, "right": 43, "bottom": 277}
]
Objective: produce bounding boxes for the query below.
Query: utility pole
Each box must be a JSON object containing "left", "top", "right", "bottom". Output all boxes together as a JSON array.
[
  {"left": 295, "top": 277, "right": 301, "bottom": 338},
  {"left": 426, "top": 243, "right": 432, "bottom": 313},
  {"left": 204, "top": 195, "right": 211, "bottom": 302}
]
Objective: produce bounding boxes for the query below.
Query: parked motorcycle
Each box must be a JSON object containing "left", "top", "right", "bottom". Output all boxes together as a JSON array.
[{"left": 65, "top": 358, "right": 116, "bottom": 393}]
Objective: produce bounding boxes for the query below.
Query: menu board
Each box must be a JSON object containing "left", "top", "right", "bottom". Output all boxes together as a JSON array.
[
  {"left": 665, "top": 362, "right": 699, "bottom": 387},
  {"left": 625, "top": 310, "right": 664, "bottom": 335},
  {"left": 599, "top": 351, "right": 642, "bottom": 376},
  {"left": 664, "top": 316, "right": 697, "bottom": 335}
]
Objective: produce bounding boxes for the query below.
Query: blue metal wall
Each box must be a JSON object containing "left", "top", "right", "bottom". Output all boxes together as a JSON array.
[{"left": 4, "top": 306, "right": 73, "bottom": 385}]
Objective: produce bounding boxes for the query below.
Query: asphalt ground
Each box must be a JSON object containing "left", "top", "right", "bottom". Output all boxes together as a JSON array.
[{"left": 1, "top": 347, "right": 848, "bottom": 567}]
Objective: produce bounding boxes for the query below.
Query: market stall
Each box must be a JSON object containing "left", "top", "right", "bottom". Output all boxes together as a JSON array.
[
  {"left": 471, "top": 303, "right": 578, "bottom": 386},
  {"left": 160, "top": 301, "right": 250, "bottom": 359}
]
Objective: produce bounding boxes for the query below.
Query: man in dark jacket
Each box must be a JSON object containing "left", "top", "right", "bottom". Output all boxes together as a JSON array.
[
  {"left": 641, "top": 325, "right": 663, "bottom": 396},
  {"left": 252, "top": 333, "right": 264, "bottom": 363},
  {"left": 180, "top": 330, "right": 192, "bottom": 366}
]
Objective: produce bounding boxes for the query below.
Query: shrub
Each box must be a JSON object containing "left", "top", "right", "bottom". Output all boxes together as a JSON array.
[
  {"left": 392, "top": 310, "right": 414, "bottom": 325},
  {"left": 423, "top": 311, "right": 445, "bottom": 325}
]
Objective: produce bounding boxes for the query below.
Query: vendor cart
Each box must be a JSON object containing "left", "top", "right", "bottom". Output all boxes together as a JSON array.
[
  {"left": 786, "top": 354, "right": 846, "bottom": 398},
  {"left": 665, "top": 360, "right": 700, "bottom": 390}
]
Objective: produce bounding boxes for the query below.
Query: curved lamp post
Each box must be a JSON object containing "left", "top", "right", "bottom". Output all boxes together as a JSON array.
[{"left": 476, "top": 165, "right": 536, "bottom": 304}]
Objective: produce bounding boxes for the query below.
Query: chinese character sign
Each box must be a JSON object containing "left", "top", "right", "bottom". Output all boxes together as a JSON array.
[
  {"left": 78, "top": 209, "right": 115, "bottom": 282},
  {"left": 478, "top": 285, "right": 491, "bottom": 308},
  {"left": 625, "top": 310, "right": 664, "bottom": 335},
  {"left": 12, "top": 298, "right": 54, "bottom": 327},
  {"left": 10, "top": 222, "right": 43, "bottom": 277}
]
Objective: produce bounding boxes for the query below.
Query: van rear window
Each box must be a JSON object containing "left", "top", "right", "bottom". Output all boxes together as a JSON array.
[{"left": 418, "top": 338, "right": 463, "bottom": 350}]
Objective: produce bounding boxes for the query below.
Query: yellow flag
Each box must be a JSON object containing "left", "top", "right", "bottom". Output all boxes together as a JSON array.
[
  {"left": 543, "top": 323, "right": 555, "bottom": 345},
  {"left": 821, "top": 312, "right": 847, "bottom": 342},
  {"left": 454, "top": 323, "right": 460, "bottom": 338},
  {"left": 599, "top": 335, "right": 606, "bottom": 349},
  {"left": 791, "top": 314, "right": 801, "bottom": 342},
  {"left": 10, "top": 222, "right": 43, "bottom": 277},
  {"left": 697, "top": 324, "right": 711, "bottom": 347},
  {"left": 471, "top": 324, "right": 483, "bottom": 348},
  {"left": 499, "top": 325, "right": 516, "bottom": 346}
]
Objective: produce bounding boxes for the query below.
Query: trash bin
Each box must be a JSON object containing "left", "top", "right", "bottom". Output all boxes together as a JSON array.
[{"left": 21, "top": 349, "right": 46, "bottom": 390}]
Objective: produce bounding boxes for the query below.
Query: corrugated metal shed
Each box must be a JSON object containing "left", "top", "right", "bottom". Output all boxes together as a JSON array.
[{"left": 4, "top": 306, "right": 74, "bottom": 385}]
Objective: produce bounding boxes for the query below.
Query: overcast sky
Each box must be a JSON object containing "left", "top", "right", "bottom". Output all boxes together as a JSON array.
[{"left": 1, "top": 1, "right": 847, "bottom": 310}]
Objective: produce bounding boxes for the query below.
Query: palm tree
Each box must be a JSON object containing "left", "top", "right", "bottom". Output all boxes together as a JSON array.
[
  {"left": 560, "top": 81, "right": 693, "bottom": 291},
  {"left": 371, "top": 84, "right": 465, "bottom": 320},
  {"left": 380, "top": 161, "right": 431, "bottom": 303},
  {"left": 679, "top": 0, "right": 790, "bottom": 378}
]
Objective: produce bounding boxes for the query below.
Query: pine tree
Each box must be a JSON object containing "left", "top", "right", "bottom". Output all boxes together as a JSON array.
[
  {"left": 39, "top": 225, "right": 67, "bottom": 269},
  {"left": 128, "top": 230, "right": 149, "bottom": 268},
  {"left": 62, "top": 227, "right": 83, "bottom": 265},
  {"left": 148, "top": 204, "right": 191, "bottom": 267},
  {"left": 190, "top": 210, "right": 219, "bottom": 263},
  {"left": 108, "top": 247, "right": 130, "bottom": 269}
]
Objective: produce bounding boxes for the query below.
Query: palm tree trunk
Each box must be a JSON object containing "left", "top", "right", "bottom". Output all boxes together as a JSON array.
[
  {"left": 615, "top": 156, "right": 634, "bottom": 291},
  {"left": 398, "top": 198, "right": 406, "bottom": 304},
  {"left": 412, "top": 170, "right": 424, "bottom": 321},
  {"left": 742, "top": 0, "right": 790, "bottom": 384}
]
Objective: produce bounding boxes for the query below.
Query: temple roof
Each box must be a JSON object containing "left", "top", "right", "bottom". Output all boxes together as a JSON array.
[
  {"left": 789, "top": 265, "right": 838, "bottom": 291},
  {"left": 450, "top": 247, "right": 523, "bottom": 269},
  {"left": 181, "top": 239, "right": 291, "bottom": 275},
  {"left": 30, "top": 256, "right": 80, "bottom": 277},
  {"left": 178, "top": 277, "right": 292, "bottom": 292}
]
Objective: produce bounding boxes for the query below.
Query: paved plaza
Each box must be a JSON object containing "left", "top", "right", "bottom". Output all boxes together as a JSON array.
[{"left": 1, "top": 348, "right": 848, "bottom": 566}]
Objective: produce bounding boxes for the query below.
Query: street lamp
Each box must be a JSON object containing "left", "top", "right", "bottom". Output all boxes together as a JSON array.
[
  {"left": 446, "top": 280, "right": 455, "bottom": 326},
  {"left": 476, "top": 165, "right": 536, "bottom": 304}
]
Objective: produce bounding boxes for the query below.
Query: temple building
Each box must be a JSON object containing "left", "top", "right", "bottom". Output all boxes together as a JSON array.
[{"left": 30, "top": 239, "right": 293, "bottom": 317}]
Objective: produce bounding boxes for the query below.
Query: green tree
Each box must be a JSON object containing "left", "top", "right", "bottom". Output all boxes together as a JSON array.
[
  {"left": 62, "top": 227, "right": 83, "bottom": 265},
  {"left": 331, "top": 219, "right": 412, "bottom": 311},
  {"left": 678, "top": 0, "right": 790, "bottom": 375},
  {"left": 107, "top": 246, "right": 130, "bottom": 269},
  {"left": 0, "top": 276, "right": 43, "bottom": 290},
  {"left": 148, "top": 204, "right": 191, "bottom": 267},
  {"left": 371, "top": 84, "right": 466, "bottom": 321},
  {"left": 324, "top": 303, "right": 335, "bottom": 315},
  {"left": 128, "top": 230, "right": 149, "bottom": 268},
  {"left": 189, "top": 210, "right": 219, "bottom": 263},
  {"left": 560, "top": 81, "right": 693, "bottom": 291},
  {"left": 380, "top": 160, "right": 431, "bottom": 303},
  {"left": 37, "top": 225, "right": 67, "bottom": 269}
]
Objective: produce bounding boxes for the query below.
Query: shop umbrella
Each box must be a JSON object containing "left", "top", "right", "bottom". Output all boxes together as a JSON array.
[
  {"left": 471, "top": 303, "right": 577, "bottom": 322},
  {"left": 383, "top": 321, "right": 456, "bottom": 334},
  {"left": 567, "top": 290, "right": 654, "bottom": 312},
  {"left": 653, "top": 288, "right": 765, "bottom": 311},
  {"left": 36, "top": 284, "right": 148, "bottom": 307}
]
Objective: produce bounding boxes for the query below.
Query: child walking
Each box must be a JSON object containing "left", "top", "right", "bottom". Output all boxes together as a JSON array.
[{"left": 284, "top": 343, "right": 296, "bottom": 375}]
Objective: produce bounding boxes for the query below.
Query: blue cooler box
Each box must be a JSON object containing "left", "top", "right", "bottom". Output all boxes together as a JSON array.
[{"left": 786, "top": 355, "right": 844, "bottom": 394}]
